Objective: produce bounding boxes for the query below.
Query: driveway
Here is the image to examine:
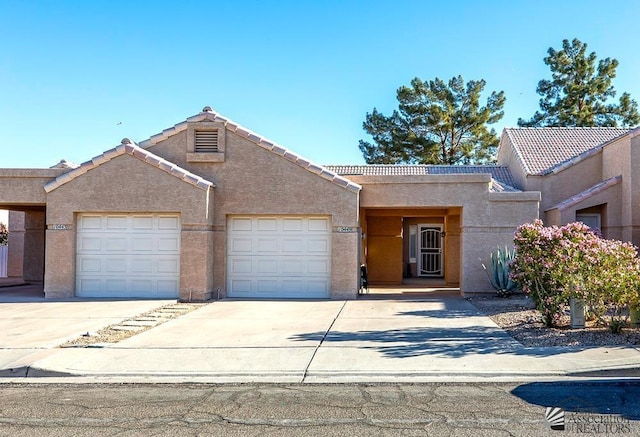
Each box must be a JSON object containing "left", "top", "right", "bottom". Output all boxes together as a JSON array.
[
  {"left": 3, "top": 291, "right": 640, "bottom": 381},
  {"left": 0, "top": 285, "right": 174, "bottom": 373}
]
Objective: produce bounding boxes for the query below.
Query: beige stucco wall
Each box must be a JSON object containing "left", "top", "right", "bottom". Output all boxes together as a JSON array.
[
  {"left": 528, "top": 153, "right": 603, "bottom": 212},
  {"left": 628, "top": 132, "right": 640, "bottom": 245},
  {"left": 537, "top": 133, "right": 634, "bottom": 245},
  {"left": 0, "top": 169, "right": 63, "bottom": 206},
  {"left": 496, "top": 137, "right": 527, "bottom": 190},
  {"left": 545, "top": 184, "right": 622, "bottom": 240},
  {"left": 349, "top": 174, "right": 540, "bottom": 294},
  {"left": 146, "top": 126, "right": 361, "bottom": 299},
  {"left": 44, "top": 154, "right": 214, "bottom": 300}
]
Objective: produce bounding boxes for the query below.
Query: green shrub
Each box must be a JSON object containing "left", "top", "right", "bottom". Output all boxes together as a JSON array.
[
  {"left": 481, "top": 246, "right": 518, "bottom": 297},
  {"left": 511, "top": 219, "right": 640, "bottom": 329}
]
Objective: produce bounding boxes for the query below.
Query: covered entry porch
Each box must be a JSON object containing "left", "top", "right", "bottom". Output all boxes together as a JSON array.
[{"left": 361, "top": 207, "right": 461, "bottom": 287}]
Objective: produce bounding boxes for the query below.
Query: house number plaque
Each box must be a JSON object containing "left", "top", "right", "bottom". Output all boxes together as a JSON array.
[
  {"left": 50, "top": 224, "right": 72, "bottom": 230},
  {"left": 336, "top": 226, "right": 355, "bottom": 233}
]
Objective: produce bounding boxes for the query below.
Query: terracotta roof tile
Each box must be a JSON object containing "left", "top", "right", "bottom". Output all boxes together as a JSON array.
[{"left": 503, "top": 127, "right": 628, "bottom": 175}]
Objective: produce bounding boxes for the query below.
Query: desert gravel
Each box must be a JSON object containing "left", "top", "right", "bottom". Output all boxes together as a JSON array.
[{"left": 468, "top": 294, "right": 640, "bottom": 347}]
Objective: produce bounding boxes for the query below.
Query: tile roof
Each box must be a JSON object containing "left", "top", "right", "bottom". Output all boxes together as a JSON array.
[
  {"left": 545, "top": 175, "right": 622, "bottom": 212},
  {"left": 138, "top": 107, "right": 361, "bottom": 194},
  {"left": 44, "top": 139, "right": 214, "bottom": 193},
  {"left": 324, "top": 164, "right": 519, "bottom": 191},
  {"left": 503, "top": 127, "right": 629, "bottom": 175}
]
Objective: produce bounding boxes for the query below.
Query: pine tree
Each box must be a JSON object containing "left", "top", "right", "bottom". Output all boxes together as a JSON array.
[
  {"left": 359, "top": 76, "right": 505, "bottom": 165},
  {"left": 519, "top": 38, "right": 640, "bottom": 127}
]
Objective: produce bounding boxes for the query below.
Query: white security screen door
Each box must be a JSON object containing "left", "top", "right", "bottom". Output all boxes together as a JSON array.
[{"left": 418, "top": 224, "right": 443, "bottom": 277}]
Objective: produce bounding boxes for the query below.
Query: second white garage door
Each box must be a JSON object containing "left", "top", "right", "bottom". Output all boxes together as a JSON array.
[
  {"left": 76, "top": 214, "right": 181, "bottom": 298},
  {"left": 227, "top": 216, "right": 331, "bottom": 298}
]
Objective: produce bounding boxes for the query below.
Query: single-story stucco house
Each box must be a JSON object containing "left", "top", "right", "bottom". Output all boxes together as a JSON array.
[{"left": 1, "top": 107, "right": 638, "bottom": 301}]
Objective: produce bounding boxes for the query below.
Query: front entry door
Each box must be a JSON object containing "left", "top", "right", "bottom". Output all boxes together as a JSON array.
[{"left": 418, "top": 225, "right": 443, "bottom": 277}]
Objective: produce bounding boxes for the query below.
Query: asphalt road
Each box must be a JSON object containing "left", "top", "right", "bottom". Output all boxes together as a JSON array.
[{"left": 1, "top": 381, "right": 639, "bottom": 436}]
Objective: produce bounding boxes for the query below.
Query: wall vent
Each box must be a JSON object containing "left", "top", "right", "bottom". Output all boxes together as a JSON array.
[{"left": 195, "top": 130, "right": 218, "bottom": 152}]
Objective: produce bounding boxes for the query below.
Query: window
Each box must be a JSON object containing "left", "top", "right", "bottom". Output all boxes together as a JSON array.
[
  {"left": 409, "top": 225, "right": 417, "bottom": 263},
  {"left": 576, "top": 213, "right": 601, "bottom": 233}
]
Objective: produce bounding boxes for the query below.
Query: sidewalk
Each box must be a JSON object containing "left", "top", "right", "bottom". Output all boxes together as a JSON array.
[{"left": 2, "top": 292, "right": 640, "bottom": 383}]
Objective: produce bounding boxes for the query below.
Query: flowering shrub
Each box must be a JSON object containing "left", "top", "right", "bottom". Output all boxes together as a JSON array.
[{"left": 511, "top": 219, "right": 640, "bottom": 329}]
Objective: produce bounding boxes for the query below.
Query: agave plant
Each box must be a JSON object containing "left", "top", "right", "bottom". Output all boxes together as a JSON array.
[{"left": 481, "top": 246, "right": 517, "bottom": 297}]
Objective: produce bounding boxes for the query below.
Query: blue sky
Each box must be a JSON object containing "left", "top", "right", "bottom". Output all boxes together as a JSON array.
[{"left": 1, "top": 0, "right": 639, "bottom": 170}]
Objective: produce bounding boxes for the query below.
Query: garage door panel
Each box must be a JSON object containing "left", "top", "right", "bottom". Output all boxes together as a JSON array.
[
  {"left": 257, "top": 218, "right": 278, "bottom": 231},
  {"left": 79, "top": 258, "right": 102, "bottom": 273},
  {"left": 158, "top": 216, "right": 180, "bottom": 230},
  {"left": 79, "top": 216, "right": 102, "bottom": 230},
  {"left": 130, "top": 279, "right": 152, "bottom": 293},
  {"left": 282, "top": 239, "right": 303, "bottom": 253},
  {"left": 78, "top": 278, "right": 101, "bottom": 294},
  {"left": 106, "top": 238, "right": 128, "bottom": 252},
  {"left": 282, "top": 259, "right": 304, "bottom": 274},
  {"left": 230, "top": 217, "right": 252, "bottom": 232},
  {"left": 308, "top": 218, "right": 330, "bottom": 231},
  {"left": 106, "top": 258, "right": 127, "bottom": 273},
  {"left": 230, "top": 258, "right": 252, "bottom": 274},
  {"left": 256, "top": 238, "right": 278, "bottom": 253},
  {"left": 132, "top": 216, "right": 154, "bottom": 229},
  {"left": 157, "top": 280, "right": 179, "bottom": 294},
  {"left": 131, "top": 258, "right": 154, "bottom": 273},
  {"left": 282, "top": 218, "right": 303, "bottom": 231},
  {"left": 307, "top": 279, "right": 330, "bottom": 293},
  {"left": 131, "top": 237, "right": 154, "bottom": 252},
  {"left": 230, "top": 238, "right": 252, "bottom": 253},
  {"left": 307, "top": 238, "right": 330, "bottom": 253},
  {"left": 158, "top": 237, "right": 179, "bottom": 252},
  {"left": 76, "top": 214, "right": 180, "bottom": 298},
  {"left": 157, "top": 258, "right": 179, "bottom": 274},
  {"left": 227, "top": 216, "right": 331, "bottom": 298},
  {"left": 106, "top": 216, "right": 128, "bottom": 229},
  {"left": 307, "top": 259, "right": 330, "bottom": 274},
  {"left": 257, "top": 259, "right": 278, "bottom": 274},
  {"left": 79, "top": 236, "right": 102, "bottom": 252}
]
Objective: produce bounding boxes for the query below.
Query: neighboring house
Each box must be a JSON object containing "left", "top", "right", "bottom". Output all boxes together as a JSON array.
[
  {"left": 9, "top": 107, "right": 636, "bottom": 301},
  {"left": 497, "top": 127, "right": 640, "bottom": 244}
]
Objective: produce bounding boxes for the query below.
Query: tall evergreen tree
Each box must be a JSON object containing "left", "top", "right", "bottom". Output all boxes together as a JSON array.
[
  {"left": 519, "top": 38, "right": 640, "bottom": 127},
  {"left": 359, "top": 76, "right": 505, "bottom": 165}
]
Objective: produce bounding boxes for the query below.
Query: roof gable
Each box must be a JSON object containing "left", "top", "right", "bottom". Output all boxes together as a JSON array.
[
  {"left": 138, "top": 107, "right": 361, "bottom": 193},
  {"left": 502, "top": 127, "right": 629, "bottom": 175},
  {"left": 44, "top": 139, "right": 214, "bottom": 193}
]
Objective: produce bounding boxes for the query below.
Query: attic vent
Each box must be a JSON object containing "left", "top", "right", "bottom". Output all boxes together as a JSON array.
[{"left": 195, "top": 130, "right": 219, "bottom": 152}]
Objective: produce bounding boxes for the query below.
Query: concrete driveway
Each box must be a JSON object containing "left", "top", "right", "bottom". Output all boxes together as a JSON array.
[
  {"left": 3, "top": 291, "right": 640, "bottom": 381},
  {"left": 0, "top": 285, "right": 174, "bottom": 374}
]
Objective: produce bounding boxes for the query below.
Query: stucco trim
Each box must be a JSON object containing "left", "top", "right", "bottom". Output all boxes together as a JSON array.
[
  {"left": 544, "top": 175, "right": 622, "bottom": 212},
  {"left": 44, "top": 140, "right": 215, "bottom": 193},
  {"left": 138, "top": 108, "right": 362, "bottom": 193}
]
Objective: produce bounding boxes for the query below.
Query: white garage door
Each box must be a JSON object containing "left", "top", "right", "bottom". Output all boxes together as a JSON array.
[
  {"left": 76, "top": 214, "right": 180, "bottom": 298},
  {"left": 227, "top": 216, "right": 331, "bottom": 298}
]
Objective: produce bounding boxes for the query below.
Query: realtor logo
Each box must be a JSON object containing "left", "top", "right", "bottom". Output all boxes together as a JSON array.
[{"left": 546, "top": 407, "right": 565, "bottom": 431}]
